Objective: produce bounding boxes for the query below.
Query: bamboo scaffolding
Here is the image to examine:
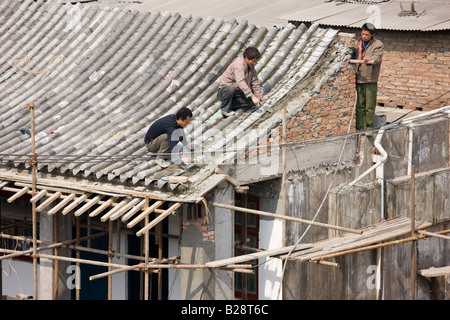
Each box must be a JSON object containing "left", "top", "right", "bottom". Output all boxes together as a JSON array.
[
  {"left": 281, "top": 217, "right": 432, "bottom": 262},
  {"left": 144, "top": 197, "right": 150, "bottom": 300},
  {"left": 0, "top": 231, "right": 107, "bottom": 261},
  {"left": 212, "top": 202, "right": 363, "bottom": 235},
  {"left": 27, "top": 102, "right": 38, "bottom": 300}
]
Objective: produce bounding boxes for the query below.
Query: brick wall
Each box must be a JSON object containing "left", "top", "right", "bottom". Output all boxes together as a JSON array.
[
  {"left": 284, "top": 57, "right": 357, "bottom": 143},
  {"left": 339, "top": 28, "right": 450, "bottom": 111}
]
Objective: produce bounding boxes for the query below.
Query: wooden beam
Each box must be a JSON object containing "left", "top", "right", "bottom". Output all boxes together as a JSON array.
[
  {"left": 62, "top": 193, "right": 90, "bottom": 215},
  {"left": 418, "top": 266, "right": 450, "bottom": 278},
  {"left": 47, "top": 194, "right": 76, "bottom": 215},
  {"left": 136, "top": 202, "right": 182, "bottom": 237},
  {"left": 7, "top": 187, "right": 29, "bottom": 203},
  {"left": 121, "top": 199, "right": 145, "bottom": 222},
  {"left": 349, "top": 59, "right": 374, "bottom": 64},
  {"left": 36, "top": 192, "right": 62, "bottom": 212},
  {"left": 30, "top": 189, "right": 47, "bottom": 203},
  {"left": 74, "top": 194, "right": 104, "bottom": 216},
  {"left": 89, "top": 197, "right": 118, "bottom": 217},
  {"left": 127, "top": 200, "right": 164, "bottom": 228},
  {"left": 213, "top": 202, "right": 363, "bottom": 235},
  {"left": 205, "top": 244, "right": 313, "bottom": 268},
  {"left": 110, "top": 198, "right": 142, "bottom": 221},
  {"left": 100, "top": 199, "right": 130, "bottom": 222}
]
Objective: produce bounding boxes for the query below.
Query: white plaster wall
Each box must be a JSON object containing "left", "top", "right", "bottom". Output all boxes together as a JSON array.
[
  {"left": 167, "top": 213, "right": 181, "bottom": 300},
  {"left": 258, "top": 198, "right": 283, "bottom": 300}
]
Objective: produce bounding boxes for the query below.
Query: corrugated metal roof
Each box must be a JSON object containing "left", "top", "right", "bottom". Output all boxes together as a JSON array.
[
  {"left": 89, "top": 0, "right": 450, "bottom": 31},
  {"left": 280, "top": 0, "right": 450, "bottom": 32},
  {"left": 0, "top": 0, "right": 348, "bottom": 198}
]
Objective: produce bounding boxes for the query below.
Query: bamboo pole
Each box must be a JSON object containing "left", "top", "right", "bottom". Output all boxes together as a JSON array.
[
  {"left": 418, "top": 230, "right": 450, "bottom": 241},
  {"left": 144, "top": 196, "right": 149, "bottom": 300},
  {"left": 0, "top": 231, "right": 107, "bottom": 261},
  {"left": 282, "top": 107, "right": 287, "bottom": 247},
  {"left": 108, "top": 220, "right": 113, "bottom": 300},
  {"left": 213, "top": 202, "right": 363, "bottom": 235},
  {"left": 157, "top": 210, "right": 163, "bottom": 300},
  {"left": 76, "top": 216, "right": 80, "bottom": 300},
  {"left": 26, "top": 102, "right": 38, "bottom": 300},
  {"left": 53, "top": 214, "right": 59, "bottom": 300},
  {"left": 411, "top": 165, "right": 416, "bottom": 300}
]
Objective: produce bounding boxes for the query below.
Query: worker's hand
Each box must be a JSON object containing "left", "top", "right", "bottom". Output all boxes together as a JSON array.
[
  {"left": 251, "top": 94, "right": 261, "bottom": 106},
  {"left": 261, "top": 95, "right": 268, "bottom": 101},
  {"left": 363, "top": 56, "right": 371, "bottom": 63}
]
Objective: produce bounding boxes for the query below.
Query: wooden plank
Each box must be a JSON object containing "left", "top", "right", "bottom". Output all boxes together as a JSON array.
[
  {"left": 136, "top": 202, "right": 182, "bottom": 237},
  {"left": 30, "top": 189, "right": 47, "bottom": 203},
  {"left": 89, "top": 197, "right": 118, "bottom": 217},
  {"left": 100, "top": 199, "right": 130, "bottom": 222},
  {"left": 74, "top": 194, "right": 104, "bottom": 216},
  {"left": 127, "top": 200, "right": 164, "bottom": 228},
  {"left": 48, "top": 193, "right": 76, "bottom": 215},
  {"left": 418, "top": 266, "right": 450, "bottom": 278},
  {"left": 349, "top": 59, "right": 374, "bottom": 64},
  {"left": 7, "top": 187, "right": 29, "bottom": 203},
  {"left": 0, "top": 181, "right": 9, "bottom": 189},
  {"left": 121, "top": 199, "right": 145, "bottom": 222},
  {"left": 205, "top": 244, "right": 313, "bottom": 268},
  {"left": 285, "top": 218, "right": 432, "bottom": 262},
  {"left": 62, "top": 193, "right": 90, "bottom": 215},
  {"left": 36, "top": 192, "right": 62, "bottom": 212},
  {"left": 110, "top": 198, "right": 142, "bottom": 221}
]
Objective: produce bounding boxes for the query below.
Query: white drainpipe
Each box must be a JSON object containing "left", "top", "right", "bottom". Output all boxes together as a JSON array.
[{"left": 349, "top": 127, "right": 388, "bottom": 188}]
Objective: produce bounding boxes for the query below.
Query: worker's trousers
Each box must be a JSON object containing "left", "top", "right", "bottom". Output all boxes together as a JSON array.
[{"left": 356, "top": 82, "right": 378, "bottom": 131}]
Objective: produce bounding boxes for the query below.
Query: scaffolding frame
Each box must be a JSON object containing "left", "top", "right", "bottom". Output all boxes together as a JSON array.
[{"left": 1, "top": 103, "right": 450, "bottom": 300}]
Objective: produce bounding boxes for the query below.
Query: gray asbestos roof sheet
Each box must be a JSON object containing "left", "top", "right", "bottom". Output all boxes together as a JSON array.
[
  {"left": 280, "top": 0, "right": 450, "bottom": 32},
  {"left": 0, "top": 0, "right": 346, "bottom": 198}
]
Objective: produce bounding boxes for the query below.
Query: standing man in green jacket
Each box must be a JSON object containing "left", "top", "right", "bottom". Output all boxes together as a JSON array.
[{"left": 355, "top": 23, "right": 384, "bottom": 133}]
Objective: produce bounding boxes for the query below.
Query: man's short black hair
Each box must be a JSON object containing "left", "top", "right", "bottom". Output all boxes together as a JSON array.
[
  {"left": 176, "top": 107, "right": 192, "bottom": 120},
  {"left": 362, "top": 22, "right": 376, "bottom": 34},
  {"left": 243, "top": 46, "right": 261, "bottom": 60}
]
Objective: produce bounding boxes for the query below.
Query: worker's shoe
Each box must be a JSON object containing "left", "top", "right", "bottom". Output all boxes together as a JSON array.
[
  {"left": 155, "top": 158, "right": 171, "bottom": 168},
  {"left": 221, "top": 109, "right": 235, "bottom": 118}
]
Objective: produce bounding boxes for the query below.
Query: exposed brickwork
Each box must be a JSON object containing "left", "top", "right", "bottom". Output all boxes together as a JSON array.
[{"left": 286, "top": 66, "right": 356, "bottom": 142}]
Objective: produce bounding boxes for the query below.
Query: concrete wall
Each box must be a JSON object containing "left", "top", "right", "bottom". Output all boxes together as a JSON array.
[{"left": 279, "top": 116, "right": 450, "bottom": 300}]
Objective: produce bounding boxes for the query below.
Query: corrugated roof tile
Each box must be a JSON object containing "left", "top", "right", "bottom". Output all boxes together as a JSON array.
[{"left": 0, "top": 0, "right": 349, "bottom": 196}]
